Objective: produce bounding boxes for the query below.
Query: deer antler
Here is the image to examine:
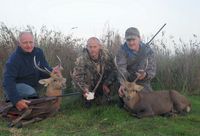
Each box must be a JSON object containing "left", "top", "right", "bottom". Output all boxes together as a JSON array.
[
  {"left": 91, "top": 64, "right": 105, "bottom": 92},
  {"left": 56, "top": 55, "right": 63, "bottom": 70},
  {"left": 70, "top": 71, "right": 85, "bottom": 92},
  {"left": 145, "top": 58, "right": 149, "bottom": 70},
  {"left": 70, "top": 64, "right": 105, "bottom": 93},
  {"left": 134, "top": 58, "right": 149, "bottom": 83},
  {"left": 133, "top": 74, "right": 140, "bottom": 83},
  {"left": 34, "top": 56, "right": 51, "bottom": 74}
]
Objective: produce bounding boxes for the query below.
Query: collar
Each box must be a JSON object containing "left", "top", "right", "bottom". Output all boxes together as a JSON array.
[{"left": 16, "top": 46, "right": 36, "bottom": 55}]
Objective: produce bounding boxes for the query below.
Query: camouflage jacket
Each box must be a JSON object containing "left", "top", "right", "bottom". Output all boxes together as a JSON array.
[
  {"left": 116, "top": 42, "right": 156, "bottom": 84},
  {"left": 72, "top": 48, "right": 116, "bottom": 92}
]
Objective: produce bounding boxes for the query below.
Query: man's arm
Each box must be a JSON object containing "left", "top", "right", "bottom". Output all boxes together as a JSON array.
[
  {"left": 138, "top": 51, "right": 156, "bottom": 80},
  {"left": 103, "top": 54, "right": 117, "bottom": 86},
  {"left": 3, "top": 62, "right": 21, "bottom": 105},
  {"left": 72, "top": 57, "right": 89, "bottom": 92},
  {"left": 116, "top": 47, "right": 130, "bottom": 83},
  {"left": 145, "top": 51, "right": 156, "bottom": 80}
]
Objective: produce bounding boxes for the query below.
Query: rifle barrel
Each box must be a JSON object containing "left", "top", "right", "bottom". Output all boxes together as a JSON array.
[
  {"left": 147, "top": 23, "right": 167, "bottom": 45},
  {"left": 56, "top": 92, "right": 81, "bottom": 97}
]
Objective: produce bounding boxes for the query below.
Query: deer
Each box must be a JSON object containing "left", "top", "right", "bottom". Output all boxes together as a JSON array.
[
  {"left": 34, "top": 56, "right": 66, "bottom": 110},
  {"left": 114, "top": 57, "right": 191, "bottom": 118},
  {"left": 0, "top": 56, "right": 66, "bottom": 128}
]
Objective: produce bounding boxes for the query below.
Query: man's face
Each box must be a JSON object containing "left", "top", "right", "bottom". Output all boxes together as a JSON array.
[
  {"left": 19, "top": 33, "right": 34, "bottom": 53},
  {"left": 87, "top": 41, "right": 101, "bottom": 59},
  {"left": 126, "top": 36, "right": 140, "bottom": 52}
]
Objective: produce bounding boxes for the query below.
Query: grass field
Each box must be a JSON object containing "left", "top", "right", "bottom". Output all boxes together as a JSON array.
[{"left": 0, "top": 95, "right": 199, "bottom": 136}]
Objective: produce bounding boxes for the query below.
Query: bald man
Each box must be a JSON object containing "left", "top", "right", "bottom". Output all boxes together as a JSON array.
[
  {"left": 71, "top": 37, "right": 117, "bottom": 108},
  {"left": 3, "top": 31, "right": 60, "bottom": 111}
]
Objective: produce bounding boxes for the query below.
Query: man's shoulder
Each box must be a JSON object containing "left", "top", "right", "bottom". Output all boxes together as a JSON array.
[
  {"left": 140, "top": 42, "right": 154, "bottom": 54},
  {"left": 75, "top": 53, "right": 87, "bottom": 66},
  {"left": 101, "top": 48, "right": 113, "bottom": 60},
  {"left": 6, "top": 49, "right": 20, "bottom": 65},
  {"left": 33, "top": 47, "right": 44, "bottom": 55},
  {"left": 116, "top": 44, "right": 127, "bottom": 56}
]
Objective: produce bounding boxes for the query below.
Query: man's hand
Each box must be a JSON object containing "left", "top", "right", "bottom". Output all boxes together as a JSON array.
[
  {"left": 118, "top": 85, "right": 125, "bottom": 97},
  {"left": 83, "top": 88, "right": 89, "bottom": 98},
  {"left": 136, "top": 70, "right": 147, "bottom": 80},
  {"left": 16, "top": 99, "right": 31, "bottom": 111},
  {"left": 83, "top": 88, "right": 95, "bottom": 100},
  {"left": 102, "top": 84, "right": 110, "bottom": 95},
  {"left": 52, "top": 65, "right": 62, "bottom": 77}
]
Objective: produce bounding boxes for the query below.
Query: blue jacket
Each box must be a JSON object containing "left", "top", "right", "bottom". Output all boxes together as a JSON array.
[{"left": 3, "top": 46, "right": 52, "bottom": 105}]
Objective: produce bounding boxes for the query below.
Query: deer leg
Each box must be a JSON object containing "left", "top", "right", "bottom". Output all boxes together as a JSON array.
[
  {"left": 161, "top": 112, "right": 176, "bottom": 117},
  {"left": 15, "top": 117, "right": 43, "bottom": 128},
  {"left": 136, "top": 107, "right": 155, "bottom": 118},
  {"left": 9, "top": 108, "right": 32, "bottom": 127}
]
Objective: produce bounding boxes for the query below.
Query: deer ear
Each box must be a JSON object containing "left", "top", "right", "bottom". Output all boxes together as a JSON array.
[
  {"left": 39, "top": 79, "right": 50, "bottom": 87},
  {"left": 135, "top": 84, "right": 144, "bottom": 92},
  {"left": 123, "top": 80, "right": 130, "bottom": 87}
]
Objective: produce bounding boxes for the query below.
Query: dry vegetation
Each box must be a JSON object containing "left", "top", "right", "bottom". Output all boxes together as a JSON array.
[
  {"left": 0, "top": 23, "right": 200, "bottom": 136},
  {"left": 0, "top": 23, "right": 200, "bottom": 100}
]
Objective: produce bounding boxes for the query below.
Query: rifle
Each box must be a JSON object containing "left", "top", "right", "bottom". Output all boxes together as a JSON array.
[
  {"left": 147, "top": 23, "right": 167, "bottom": 45},
  {"left": 49, "top": 91, "right": 81, "bottom": 98}
]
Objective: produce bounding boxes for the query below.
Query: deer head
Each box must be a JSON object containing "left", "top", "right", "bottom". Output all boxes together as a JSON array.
[
  {"left": 120, "top": 75, "right": 143, "bottom": 101},
  {"left": 38, "top": 75, "right": 66, "bottom": 90},
  {"left": 34, "top": 56, "right": 66, "bottom": 92}
]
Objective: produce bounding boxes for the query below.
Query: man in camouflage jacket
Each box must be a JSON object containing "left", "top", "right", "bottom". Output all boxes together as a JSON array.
[
  {"left": 116, "top": 27, "right": 156, "bottom": 98},
  {"left": 71, "top": 37, "right": 116, "bottom": 108}
]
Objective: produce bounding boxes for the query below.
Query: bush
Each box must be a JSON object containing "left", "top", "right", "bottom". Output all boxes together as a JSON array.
[{"left": 0, "top": 23, "right": 200, "bottom": 100}]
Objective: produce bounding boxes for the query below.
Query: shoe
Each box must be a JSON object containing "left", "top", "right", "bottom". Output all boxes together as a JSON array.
[
  {"left": 84, "top": 101, "right": 92, "bottom": 109},
  {"left": 118, "top": 97, "right": 124, "bottom": 108}
]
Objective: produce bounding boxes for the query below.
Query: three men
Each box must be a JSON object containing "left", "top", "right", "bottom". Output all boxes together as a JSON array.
[
  {"left": 3, "top": 32, "right": 60, "bottom": 111},
  {"left": 116, "top": 27, "right": 156, "bottom": 97},
  {"left": 71, "top": 37, "right": 116, "bottom": 108},
  {"left": 3, "top": 27, "right": 156, "bottom": 110}
]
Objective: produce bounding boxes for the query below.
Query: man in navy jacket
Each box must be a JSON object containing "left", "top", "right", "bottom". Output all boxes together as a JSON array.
[{"left": 3, "top": 31, "right": 60, "bottom": 111}]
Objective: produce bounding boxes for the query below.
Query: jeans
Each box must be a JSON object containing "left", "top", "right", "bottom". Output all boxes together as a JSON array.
[{"left": 5, "top": 83, "right": 38, "bottom": 101}]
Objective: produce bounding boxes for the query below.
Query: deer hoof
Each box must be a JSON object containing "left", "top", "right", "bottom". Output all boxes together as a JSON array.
[
  {"left": 8, "top": 122, "right": 14, "bottom": 128},
  {"left": 16, "top": 123, "right": 23, "bottom": 128}
]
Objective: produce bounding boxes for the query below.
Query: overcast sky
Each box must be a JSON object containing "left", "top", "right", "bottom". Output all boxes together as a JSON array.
[{"left": 0, "top": 0, "right": 199, "bottom": 42}]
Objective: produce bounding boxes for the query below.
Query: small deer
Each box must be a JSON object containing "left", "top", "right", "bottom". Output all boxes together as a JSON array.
[
  {"left": 114, "top": 57, "right": 191, "bottom": 118},
  {"left": 0, "top": 56, "right": 66, "bottom": 128},
  {"left": 34, "top": 56, "right": 66, "bottom": 110}
]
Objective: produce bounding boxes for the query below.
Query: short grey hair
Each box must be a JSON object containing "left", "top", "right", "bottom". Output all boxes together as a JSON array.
[
  {"left": 87, "top": 37, "right": 102, "bottom": 46},
  {"left": 18, "top": 31, "right": 33, "bottom": 41}
]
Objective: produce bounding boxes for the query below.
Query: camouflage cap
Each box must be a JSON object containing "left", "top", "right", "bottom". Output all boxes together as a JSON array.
[{"left": 125, "top": 27, "right": 140, "bottom": 40}]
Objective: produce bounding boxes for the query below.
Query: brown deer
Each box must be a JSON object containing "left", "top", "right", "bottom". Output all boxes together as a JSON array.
[
  {"left": 34, "top": 56, "right": 66, "bottom": 110},
  {"left": 0, "top": 56, "right": 66, "bottom": 128},
  {"left": 114, "top": 57, "right": 191, "bottom": 118}
]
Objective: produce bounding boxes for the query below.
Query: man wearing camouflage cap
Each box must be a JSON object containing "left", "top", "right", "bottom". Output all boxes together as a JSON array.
[
  {"left": 71, "top": 37, "right": 117, "bottom": 108},
  {"left": 116, "top": 27, "right": 156, "bottom": 98}
]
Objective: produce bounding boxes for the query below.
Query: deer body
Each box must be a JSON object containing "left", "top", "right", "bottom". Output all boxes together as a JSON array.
[
  {"left": 123, "top": 90, "right": 191, "bottom": 118},
  {"left": 45, "top": 86, "right": 62, "bottom": 111},
  {"left": 114, "top": 57, "right": 191, "bottom": 118}
]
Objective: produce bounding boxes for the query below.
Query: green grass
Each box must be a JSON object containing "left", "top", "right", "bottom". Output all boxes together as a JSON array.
[{"left": 0, "top": 95, "right": 200, "bottom": 136}]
